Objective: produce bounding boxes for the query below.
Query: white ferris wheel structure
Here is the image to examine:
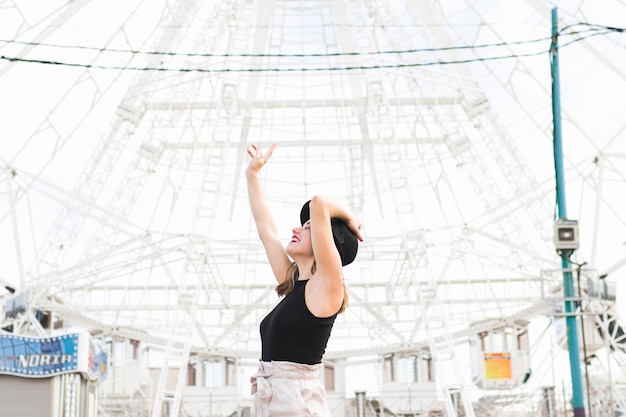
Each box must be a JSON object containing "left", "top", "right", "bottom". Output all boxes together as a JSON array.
[{"left": 1, "top": 1, "right": 625, "bottom": 416}]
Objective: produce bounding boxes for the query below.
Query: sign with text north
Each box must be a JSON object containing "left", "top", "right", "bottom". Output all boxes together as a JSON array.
[
  {"left": 0, "top": 333, "right": 78, "bottom": 377},
  {"left": 0, "top": 333, "right": 96, "bottom": 378}
]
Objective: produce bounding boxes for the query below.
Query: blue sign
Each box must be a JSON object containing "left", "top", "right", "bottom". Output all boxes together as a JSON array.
[{"left": 0, "top": 333, "right": 79, "bottom": 378}]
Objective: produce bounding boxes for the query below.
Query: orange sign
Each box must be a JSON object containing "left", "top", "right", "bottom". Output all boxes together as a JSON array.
[{"left": 483, "top": 352, "right": 512, "bottom": 380}]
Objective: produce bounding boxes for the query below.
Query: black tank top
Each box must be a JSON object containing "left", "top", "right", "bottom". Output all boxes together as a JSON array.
[{"left": 260, "top": 279, "right": 337, "bottom": 365}]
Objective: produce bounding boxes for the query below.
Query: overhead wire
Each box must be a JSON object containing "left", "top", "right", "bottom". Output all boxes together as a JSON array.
[
  {"left": 0, "top": 22, "right": 621, "bottom": 57},
  {"left": 0, "top": 22, "right": 623, "bottom": 72},
  {"left": 0, "top": 33, "right": 552, "bottom": 58}
]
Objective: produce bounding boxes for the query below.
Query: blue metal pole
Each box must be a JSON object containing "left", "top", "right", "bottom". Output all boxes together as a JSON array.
[{"left": 551, "top": 7, "right": 586, "bottom": 417}]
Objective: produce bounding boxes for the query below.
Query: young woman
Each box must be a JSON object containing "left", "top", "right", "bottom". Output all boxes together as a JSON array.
[{"left": 245, "top": 143, "right": 363, "bottom": 416}]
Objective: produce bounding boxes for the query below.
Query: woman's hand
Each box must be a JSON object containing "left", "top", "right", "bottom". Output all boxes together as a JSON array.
[
  {"left": 345, "top": 215, "right": 364, "bottom": 242},
  {"left": 310, "top": 195, "right": 364, "bottom": 242},
  {"left": 246, "top": 143, "right": 277, "bottom": 177}
]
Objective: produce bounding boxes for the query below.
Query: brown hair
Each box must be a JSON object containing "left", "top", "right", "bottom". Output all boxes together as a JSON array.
[{"left": 276, "top": 262, "right": 349, "bottom": 314}]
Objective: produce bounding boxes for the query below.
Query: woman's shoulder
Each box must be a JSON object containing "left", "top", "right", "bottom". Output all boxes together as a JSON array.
[{"left": 303, "top": 275, "right": 344, "bottom": 317}]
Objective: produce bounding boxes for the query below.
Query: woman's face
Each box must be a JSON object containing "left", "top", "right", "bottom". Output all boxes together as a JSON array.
[{"left": 286, "top": 220, "right": 313, "bottom": 257}]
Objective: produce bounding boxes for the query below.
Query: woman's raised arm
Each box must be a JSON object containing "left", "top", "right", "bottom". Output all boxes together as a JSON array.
[{"left": 245, "top": 143, "right": 292, "bottom": 283}]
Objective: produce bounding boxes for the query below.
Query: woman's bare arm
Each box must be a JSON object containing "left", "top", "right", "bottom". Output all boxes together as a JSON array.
[
  {"left": 306, "top": 195, "right": 362, "bottom": 316},
  {"left": 246, "top": 144, "right": 292, "bottom": 283}
]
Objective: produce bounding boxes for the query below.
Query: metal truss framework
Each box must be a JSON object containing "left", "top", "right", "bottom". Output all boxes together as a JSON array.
[{"left": 1, "top": 0, "right": 625, "bottom": 416}]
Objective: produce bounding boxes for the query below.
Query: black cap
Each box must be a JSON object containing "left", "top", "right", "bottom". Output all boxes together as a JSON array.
[{"left": 300, "top": 200, "right": 359, "bottom": 266}]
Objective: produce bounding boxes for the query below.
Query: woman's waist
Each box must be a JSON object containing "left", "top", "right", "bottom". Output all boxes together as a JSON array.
[{"left": 255, "top": 360, "right": 322, "bottom": 379}]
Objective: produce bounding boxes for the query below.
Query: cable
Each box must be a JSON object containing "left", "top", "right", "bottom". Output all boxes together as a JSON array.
[
  {"left": 0, "top": 22, "right": 621, "bottom": 58},
  {"left": 559, "top": 29, "right": 617, "bottom": 49},
  {"left": 0, "top": 23, "right": 622, "bottom": 72},
  {"left": 560, "top": 22, "right": 624, "bottom": 34},
  {"left": 0, "top": 34, "right": 551, "bottom": 58},
  {"left": 0, "top": 50, "right": 551, "bottom": 73}
]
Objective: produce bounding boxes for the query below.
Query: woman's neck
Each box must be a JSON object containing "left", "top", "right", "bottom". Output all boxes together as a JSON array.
[{"left": 295, "top": 258, "right": 315, "bottom": 281}]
